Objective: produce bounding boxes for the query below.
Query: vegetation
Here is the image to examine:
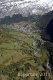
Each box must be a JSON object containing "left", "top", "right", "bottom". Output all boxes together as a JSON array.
[{"left": 0, "top": 21, "right": 52, "bottom": 80}]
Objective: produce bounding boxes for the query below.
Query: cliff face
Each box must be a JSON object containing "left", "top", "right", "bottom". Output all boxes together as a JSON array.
[
  {"left": 46, "top": 19, "right": 53, "bottom": 42},
  {"left": 41, "top": 19, "right": 53, "bottom": 71},
  {"left": 46, "top": 21, "right": 53, "bottom": 70}
]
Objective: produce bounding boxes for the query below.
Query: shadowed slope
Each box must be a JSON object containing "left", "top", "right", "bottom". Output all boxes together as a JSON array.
[{"left": 46, "top": 19, "right": 53, "bottom": 42}]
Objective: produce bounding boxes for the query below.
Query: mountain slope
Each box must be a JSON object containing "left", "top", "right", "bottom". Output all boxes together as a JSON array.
[
  {"left": 39, "top": 11, "right": 53, "bottom": 28},
  {"left": 0, "top": 20, "right": 51, "bottom": 80},
  {"left": 0, "top": 10, "right": 53, "bottom": 80}
]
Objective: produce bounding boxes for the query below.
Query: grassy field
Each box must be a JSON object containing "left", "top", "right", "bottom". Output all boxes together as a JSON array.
[{"left": 0, "top": 21, "right": 52, "bottom": 80}]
